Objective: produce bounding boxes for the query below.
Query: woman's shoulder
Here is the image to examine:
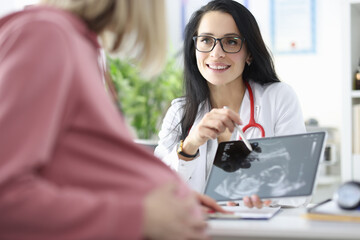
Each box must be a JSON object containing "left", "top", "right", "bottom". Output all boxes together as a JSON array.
[
  {"left": 252, "top": 81, "right": 296, "bottom": 97},
  {"left": 167, "top": 97, "right": 209, "bottom": 119},
  {"left": 165, "top": 97, "right": 185, "bottom": 117},
  {"left": 170, "top": 97, "right": 185, "bottom": 109},
  {"left": 0, "top": 6, "right": 89, "bottom": 43},
  {"left": 258, "top": 81, "right": 292, "bottom": 90},
  {"left": 2, "top": 7, "right": 67, "bottom": 29}
]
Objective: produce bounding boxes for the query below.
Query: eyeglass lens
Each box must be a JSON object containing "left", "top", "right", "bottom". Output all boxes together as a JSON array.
[{"left": 194, "top": 36, "right": 243, "bottom": 53}]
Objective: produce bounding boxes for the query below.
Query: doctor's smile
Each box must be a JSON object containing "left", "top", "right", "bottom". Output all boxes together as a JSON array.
[{"left": 207, "top": 63, "right": 231, "bottom": 71}]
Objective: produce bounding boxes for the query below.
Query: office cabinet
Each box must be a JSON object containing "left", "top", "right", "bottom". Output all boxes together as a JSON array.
[{"left": 342, "top": 0, "right": 360, "bottom": 181}]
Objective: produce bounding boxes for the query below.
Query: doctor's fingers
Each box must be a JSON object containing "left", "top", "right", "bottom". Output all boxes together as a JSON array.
[
  {"left": 243, "top": 196, "right": 254, "bottom": 208},
  {"left": 220, "top": 107, "right": 243, "bottom": 126},
  {"left": 243, "top": 195, "right": 266, "bottom": 209},
  {"left": 251, "top": 195, "right": 264, "bottom": 209},
  {"left": 250, "top": 195, "right": 272, "bottom": 208},
  {"left": 194, "top": 123, "right": 222, "bottom": 141},
  {"left": 200, "top": 112, "right": 238, "bottom": 134},
  {"left": 190, "top": 111, "right": 240, "bottom": 143},
  {"left": 186, "top": 124, "right": 215, "bottom": 147},
  {"left": 207, "top": 108, "right": 242, "bottom": 127}
]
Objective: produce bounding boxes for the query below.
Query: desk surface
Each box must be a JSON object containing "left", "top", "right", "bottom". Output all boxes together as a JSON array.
[{"left": 207, "top": 208, "right": 360, "bottom": 240}]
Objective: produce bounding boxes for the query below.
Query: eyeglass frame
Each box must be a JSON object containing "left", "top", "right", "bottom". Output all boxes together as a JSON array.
[{"left": 192, "top": 35, "right": 245, "bottom": 54}]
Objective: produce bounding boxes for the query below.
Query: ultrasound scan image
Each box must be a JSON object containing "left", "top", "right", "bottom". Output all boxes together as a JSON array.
[{"left": 205, "top": 132, "right": 325, "bottom": 201}]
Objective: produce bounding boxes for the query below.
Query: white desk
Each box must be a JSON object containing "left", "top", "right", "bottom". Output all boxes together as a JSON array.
[{"left": 208, "top": 208, "right": 360, "bottom": 240}]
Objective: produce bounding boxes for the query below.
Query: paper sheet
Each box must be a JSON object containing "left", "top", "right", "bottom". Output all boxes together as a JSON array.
[{"left": 208, "top": 206, "right": 281, "bottom": 220}]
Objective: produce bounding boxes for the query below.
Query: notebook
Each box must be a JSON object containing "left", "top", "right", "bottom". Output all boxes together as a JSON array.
[
  {"left": 304, "top": 199, "right": 360, "bottom": 222},
  {"left": 204, "top": 132, "right": 327, "bottom": 201}
]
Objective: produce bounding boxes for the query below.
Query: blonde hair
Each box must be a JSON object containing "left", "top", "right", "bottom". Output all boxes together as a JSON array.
[{"left": 42, "top": 0, "right": 167, "bottom": 76}]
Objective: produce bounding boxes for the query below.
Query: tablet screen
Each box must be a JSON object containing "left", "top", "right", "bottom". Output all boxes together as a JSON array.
[{"left": 204, "top": 132, "right": 326, "bottom": 201}]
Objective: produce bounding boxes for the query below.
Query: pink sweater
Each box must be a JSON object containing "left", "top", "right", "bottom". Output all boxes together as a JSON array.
[{"left": 0, "top": 6, "right": 195, "bottom": 240}]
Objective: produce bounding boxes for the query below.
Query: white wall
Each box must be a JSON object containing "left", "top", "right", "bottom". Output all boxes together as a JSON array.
[
  {"left": 166, "top": 0, "right": 344, "bottom": 131},
  {"left": 274, "top": 0, "right": 343, "bottom": 129}
]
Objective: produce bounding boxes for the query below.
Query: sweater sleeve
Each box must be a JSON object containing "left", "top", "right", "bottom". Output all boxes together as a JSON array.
[{"left": 0, "top": 17, "right": 143, "bottom": 240}]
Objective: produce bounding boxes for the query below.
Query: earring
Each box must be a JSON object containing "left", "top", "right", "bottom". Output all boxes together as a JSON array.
[{"left": 247, "top": 61, "right": 251, "bottom": 66}]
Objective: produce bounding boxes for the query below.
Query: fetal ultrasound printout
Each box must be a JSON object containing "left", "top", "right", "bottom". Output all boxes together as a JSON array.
[{"left": 204, "top": 132, "right": 325, "bottom": 201}]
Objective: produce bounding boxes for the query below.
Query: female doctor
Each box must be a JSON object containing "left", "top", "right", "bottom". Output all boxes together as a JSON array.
[{"left": 155, "top": 0, "right": 308, "bottom": 208}]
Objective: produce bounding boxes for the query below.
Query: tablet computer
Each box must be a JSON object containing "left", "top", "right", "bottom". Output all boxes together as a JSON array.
[{"left": 204, "top": 132, "right": 327, "bottom": 201}]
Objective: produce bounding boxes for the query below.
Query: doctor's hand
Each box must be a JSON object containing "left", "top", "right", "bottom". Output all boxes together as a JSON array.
[
  {"left": 143, "top": 182, "right": 208, "bottom": 240},
  {"left": 226, "top": 195, "right": 271, "bottom": 209},
  {"left": 182, "top": 108, "right": 242, "bottom": 157},
  {"left": 242, "top": 195, "right": 271, "bottom": 209}
]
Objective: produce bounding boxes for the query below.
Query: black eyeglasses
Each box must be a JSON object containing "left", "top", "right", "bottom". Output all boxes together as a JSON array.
[{"left": 193, "top": 35, "right": 245, "bottom": 53}]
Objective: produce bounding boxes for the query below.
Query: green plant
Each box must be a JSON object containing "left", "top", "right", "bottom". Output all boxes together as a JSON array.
[{"left": 108, "top": 57, "right": 183, "bottom": 139}]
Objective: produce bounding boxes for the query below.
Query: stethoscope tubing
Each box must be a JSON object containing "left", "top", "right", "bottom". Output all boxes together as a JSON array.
[{"left": 241, "top": 82, "right": 265, "bottom": 138}]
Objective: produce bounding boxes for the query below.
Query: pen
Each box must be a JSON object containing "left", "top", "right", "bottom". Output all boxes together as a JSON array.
[
  {"left": 219, "top": 203, "right": 240, "bottom": 206},
  {"left": 223, "top": 106, "right": 253, "bottom": 152}
]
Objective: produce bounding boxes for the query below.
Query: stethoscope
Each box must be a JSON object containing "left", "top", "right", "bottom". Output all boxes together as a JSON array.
[{"left": 241, "top": 81, "right": 265, "bottom": 138}]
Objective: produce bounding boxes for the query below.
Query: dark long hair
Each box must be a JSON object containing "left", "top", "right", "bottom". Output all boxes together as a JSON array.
[{"left": 180, "top": 0, "right": 280, "bottom": 140}]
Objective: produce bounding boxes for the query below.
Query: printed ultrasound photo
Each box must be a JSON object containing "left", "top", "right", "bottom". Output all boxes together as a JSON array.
[{"left": 204, "top": 132, "right": 326, "bottom": 201}]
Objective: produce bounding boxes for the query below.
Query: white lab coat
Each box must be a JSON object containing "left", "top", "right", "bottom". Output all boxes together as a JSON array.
[{"left": 155, "top": 81, "right": 310, "bottom": 207}]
